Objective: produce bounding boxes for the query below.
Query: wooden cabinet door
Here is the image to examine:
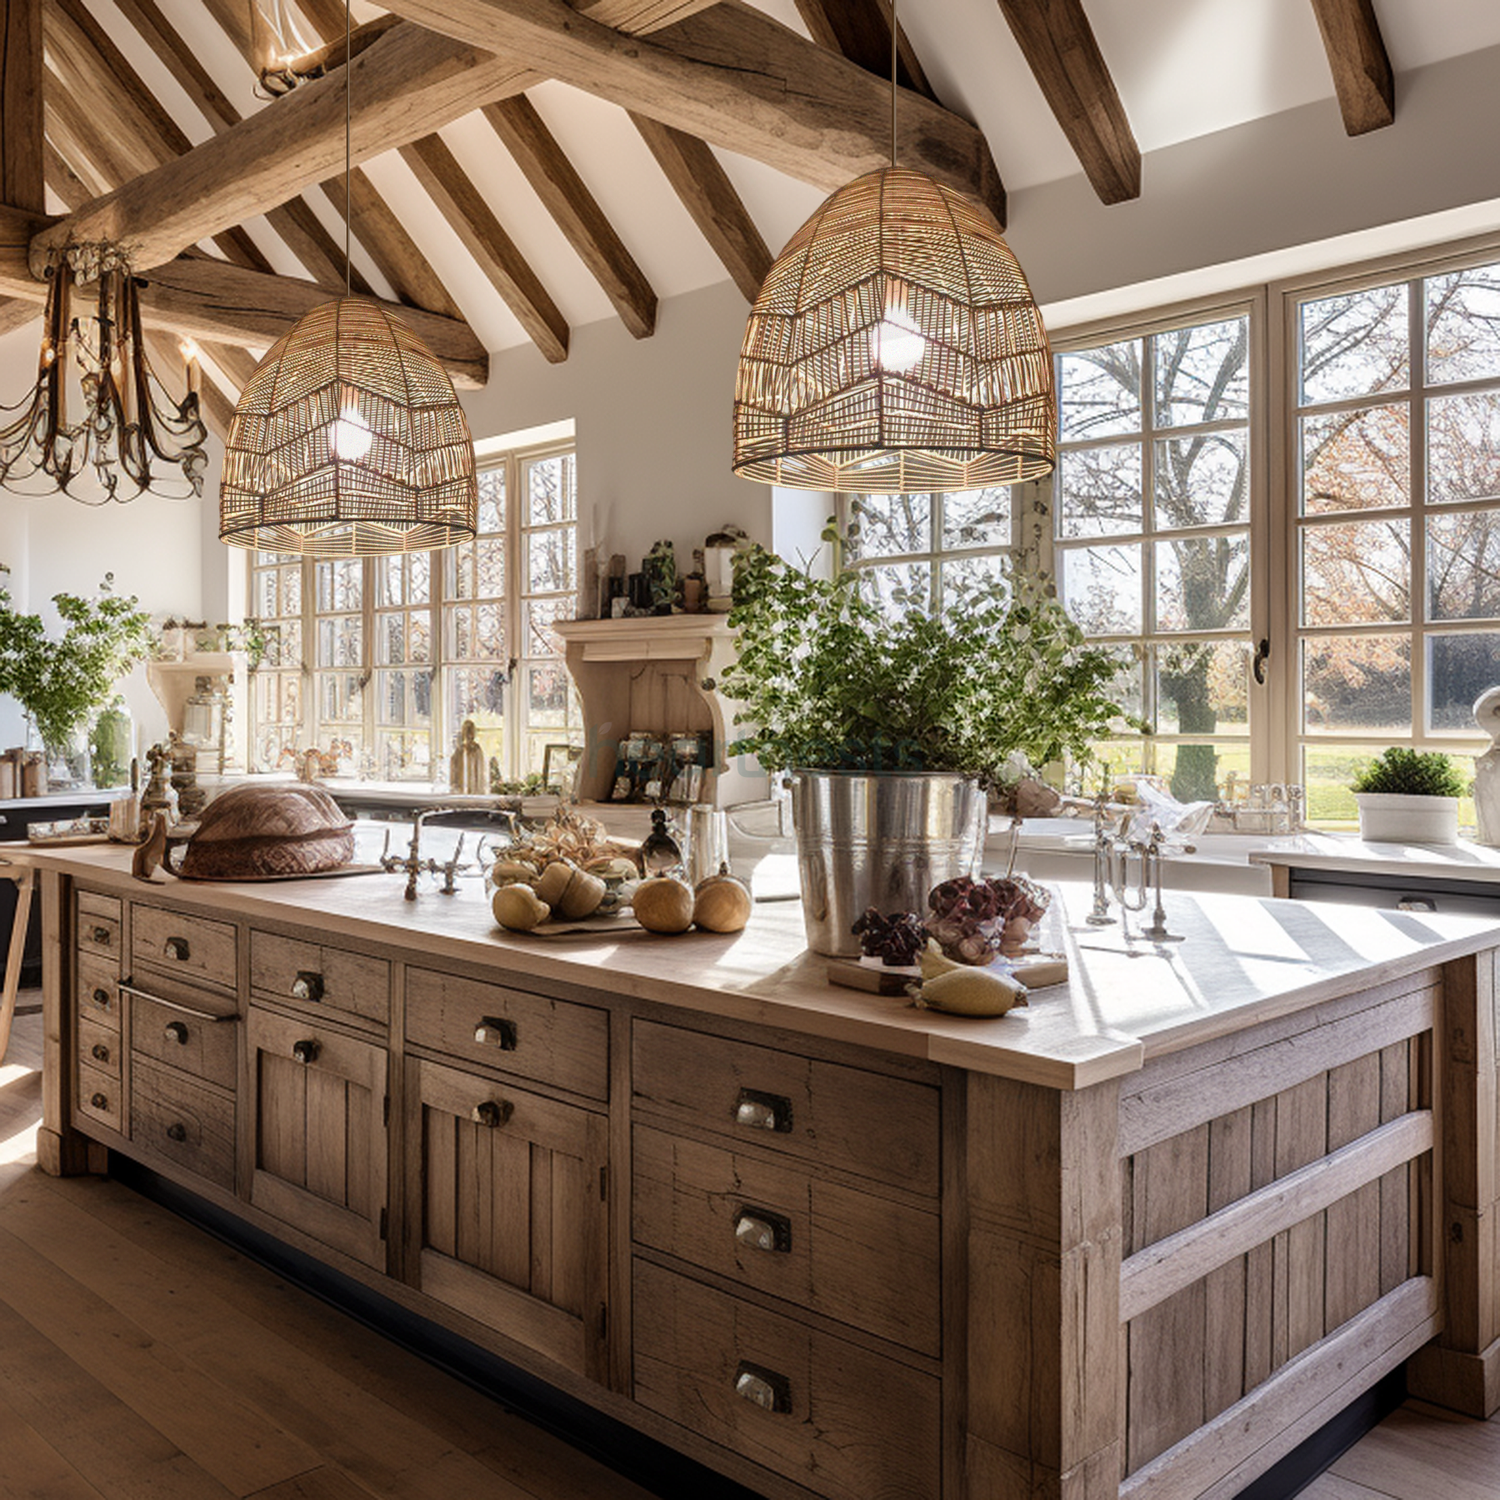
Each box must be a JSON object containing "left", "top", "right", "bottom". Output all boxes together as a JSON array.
[
  {"left": 246, "top": 1006, "right": 388, "bottom": 1271},
  {"left": 410, "top": 1057, "right": 608, "bottom": 1384}
]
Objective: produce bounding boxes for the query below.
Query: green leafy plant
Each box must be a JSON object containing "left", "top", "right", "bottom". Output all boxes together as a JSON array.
[
  {"left": 0, "top": 576, "right": 154, "bottom": 754},
  {"left": 717, "top": 525, "right": 1137, "bottom": 779},
  {"left": 1351, "top": 746, "right": 1467, "bottom": 799}
]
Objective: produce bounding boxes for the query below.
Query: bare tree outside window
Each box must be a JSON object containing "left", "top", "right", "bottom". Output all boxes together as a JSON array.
[{"left": 1054, "top": 315, "right": 1252, "bottom": 800}]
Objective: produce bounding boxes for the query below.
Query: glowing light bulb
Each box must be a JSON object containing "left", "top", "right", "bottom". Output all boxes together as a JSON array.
[
  {"left": 871, "top": 307, "right": 925, "bottom": 373},
  {"left": 331, "top": 404, "right": 372, "bottom": 462}
]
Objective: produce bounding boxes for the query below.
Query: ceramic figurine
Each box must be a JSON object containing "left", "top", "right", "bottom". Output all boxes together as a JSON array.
[
  {"left": 1474, "top": 686, "right": 1500, "bottom": 846},
  {"left": 449, "top": 719, "right": 487, "bottom": 794}
]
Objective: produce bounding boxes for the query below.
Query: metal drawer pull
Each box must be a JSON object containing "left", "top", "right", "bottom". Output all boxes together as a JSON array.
[
  {"left": 470, "top": 1099, "right": 514, "bottom": 1128},
  {"left": 162, "top": 937, "right": 190, "bottom": 962},
  {"left": 733, "top": 1362, "right": 792, "bottom": 1414},
  {"left": 90, "top": 925, "right": 112, "bottom": 945},
  {"left": 90, "top": 1092, "right": 108, "bottom": 1110},
  {"left": 117, "top": 983, "right": 234, "bottom": 1023},
  {"left": 291, "top": 1039, "right": 320, "bottom": 1065},
  {"left": 290, "top": 971, "right": 324, "bottom": 1003},
  {"left": 164, "top": 1021, "right": 189, "bottom": 1046},
  {"left": 734, "top": 1206, "right": 792, "bottom": 1254},
  {"left": 734, "top": 1089, "right": 793, "bottom": 1134},
  {"left": 90, "top": 987, "right": 110, "bottom": 1009},
  {"left": 473, "top": 1017, "right": 519, "bottom": 1050},
  {"left": 165, "top": 1122, "right": 187, "bottom": 1143},
  {"left": 90, "top": 1043, "right": 110, "bottom": 1064}
]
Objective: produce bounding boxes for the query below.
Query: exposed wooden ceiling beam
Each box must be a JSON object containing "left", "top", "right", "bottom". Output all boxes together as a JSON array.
[
  {"left": 481, "top": 96, "right": 655, "bottom": 339},
  {"left": 322, "top": 170, "right": 466, "bottom": 323},
  {"left": 389, "top": 0, "right": 1005, "bottom": 223},
  {"left": 792, "top": 0, "right": 933, "bottom": 98},
  {"left": 994, "top": 0, "right": 1140, "bottom": 205},
  {"left": 628, "top": 112, "right": 768, "bottom": 302},
  {"left": 401, "top": 133, "right": 569, "bottom": 361},
  {"left": 0, "top": 205, "right": 488, "bottom": 388},
  {"left": 1, "top": 0, "right": 43, "bottom": 213},
  {"left": 29, "top": 23, "right": 541, "bottom": 273},
  {"left": 108, "top": 0, "right": 367, "bottom": 294},
  {"left": 291, "top": 0, "right": 576, "bottom": 354},
  {"left": 43, "top": 0, "right": 275, "bottom": 274},
  {"left": 573, "top": 0, "right": 723, "bottom": 31},
  {"left": 192, "top": 0, "right": 472, "bottom": 329},
  {"left": 1309, "top": 0, "right": 1394, "bottom": 136},
  {"left": 280, "top": 15, "right": 402, "bottom": 75}
]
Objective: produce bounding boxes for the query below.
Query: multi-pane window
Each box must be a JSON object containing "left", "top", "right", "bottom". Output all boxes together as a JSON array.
[
  {"left": 1293, "top": 258, "right": 1500, "bottom": 822},
  {"left": 315, "top": 558, "right": 363, "bottom": 772},
  {"left": 445, "top": 469, "right": 509, "bottom": 772},
  {"left": 247, "top": 442, "right": 581, "bottom": 783},
  {"left": 841, "top": 490, "right": 1014, "bottom": 612},
  {"left": 1053, "top": 313, "right": 1255, "bottom": 800},
  {"left": 249, "top": 551, "right": 304, "bottom": 770}
]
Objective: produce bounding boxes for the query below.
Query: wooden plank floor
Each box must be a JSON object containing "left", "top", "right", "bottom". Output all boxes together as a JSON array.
[
  {"left": 0, "top": 1003, "right": 663, "bottom": 1500},
  {"left": 1302, "top": 1398, "right": 1500, "bottom": 1498}
]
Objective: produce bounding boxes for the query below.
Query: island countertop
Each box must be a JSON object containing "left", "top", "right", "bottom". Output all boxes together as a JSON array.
[
  {"left": 1249, "top": 832, "right": 1500, "bottom": 884},
  {"left": 9, "top": 838, "right": 1500, "bottom": 1091}
]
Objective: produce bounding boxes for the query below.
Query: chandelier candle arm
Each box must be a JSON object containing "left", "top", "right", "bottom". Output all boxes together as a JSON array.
[{"left": 0, "top": 245, "right": 209, "bottom": 500}]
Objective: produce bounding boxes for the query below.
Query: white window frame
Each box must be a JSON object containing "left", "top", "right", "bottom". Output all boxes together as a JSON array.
[
  {"left": 244, "top": 438, "right": 580, "bottom": 782},
  {"left": 1271, "top": 234, "right": 1500, "bottom": 799}
]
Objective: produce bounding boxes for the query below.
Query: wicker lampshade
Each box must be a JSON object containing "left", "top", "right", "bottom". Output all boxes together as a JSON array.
[
  {"left": 220, "top": 297, "right": 478, "bottom": 557},
  {"left": 733, "top": 166, "right": 1056, "bottom": 491}
]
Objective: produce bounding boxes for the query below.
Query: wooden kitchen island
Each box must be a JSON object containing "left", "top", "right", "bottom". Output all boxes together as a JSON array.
[{"left": 14, "top": 841, "right": 1500, "bottom": 1500}]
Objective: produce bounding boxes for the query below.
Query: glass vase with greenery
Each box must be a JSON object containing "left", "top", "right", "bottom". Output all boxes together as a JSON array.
[
  {"left": 0, "top": 576, "right": 154, "bottom": 780},
  {"left": 718, "top": 525, "right": 1136, "bottom": 783}
]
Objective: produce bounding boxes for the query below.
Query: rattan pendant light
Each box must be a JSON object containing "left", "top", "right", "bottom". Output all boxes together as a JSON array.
[
  {"left": 219, "top": 1, "right": 477, "bottom": 557},
  {"left": 732, "top": 5, "right": 1055, "bottom": 491}
]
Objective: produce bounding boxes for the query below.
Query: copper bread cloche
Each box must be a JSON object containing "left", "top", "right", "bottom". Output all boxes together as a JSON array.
[{"left": 161, "top": 783, "right": 355, "bottom": 881}]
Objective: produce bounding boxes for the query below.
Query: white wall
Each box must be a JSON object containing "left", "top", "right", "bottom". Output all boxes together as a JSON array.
[
  {"left": 1012, "top": 43, "right": 1500, "bottom": 324},
  {"left": 0, "top": 320, "right": 225, "bottom": 750},
  {"left": 460, "top": 280, "right": 773, "bottom": 564}
]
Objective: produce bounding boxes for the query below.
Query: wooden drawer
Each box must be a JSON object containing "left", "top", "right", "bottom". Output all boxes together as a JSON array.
[
  {"left": 125, "top": 978, "right": 237, "bottom": 1090},
  {"left": 413, "top": 1057, "right": 609, "bottom": 1382},
  {"left": 406, "top": 969, "right": 609, "bottom": 1102},
  {"left": 131, "top": 904, "right": 237, "bottom": 991},
  {"left": 76, "top": 891, "right": 122, "bottom": 964},
  {"left": 250, "top": 930, "right": 390, "bottom": 1027},
  {"left": 76, "top": 1059, "right": 123, "bottom": 1135},
  {"left": 77, "top": 1014, "right": 121, "bottom": 1079},
  {"left": 632, "top": 1023, "right": 941, "bottom": 1195},
  {"left": 131, "top": 1057, "right": 235, "bottom": 1192},
  {"left": 633, "top": 1261, "right": 941, "bottom": 1500},
  {"left": 632, "top": 1125, "right": 941, "bottom": 1357},
  {"left": 75, "top": 959, "right": 122, "bottom": 1029}
]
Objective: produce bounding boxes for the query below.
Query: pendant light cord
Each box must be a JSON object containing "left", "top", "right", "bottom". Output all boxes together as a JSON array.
[
  {"left": 890, "top": 0, "right": 897, "bottom": 168},
  {"left": 344, "top": 0, "right": 352, "bottom": 296}
]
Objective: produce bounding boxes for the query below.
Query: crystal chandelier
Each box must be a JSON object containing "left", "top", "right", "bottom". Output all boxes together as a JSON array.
[{"left": 0, "top": 243, "right": 208, "bottom": 501}]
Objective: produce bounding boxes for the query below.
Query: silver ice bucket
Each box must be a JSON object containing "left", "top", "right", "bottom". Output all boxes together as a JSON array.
[{"left": 789, "top": 770, "right": 986, "bottom": 956}]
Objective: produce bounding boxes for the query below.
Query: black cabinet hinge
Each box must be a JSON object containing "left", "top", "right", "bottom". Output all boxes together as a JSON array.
[
  {"left": 599, "top": 1164, "right": 608, "bottom": 1202},
  {"left": 378, "top": 1206, "right": 388, "bottom": 1241}
]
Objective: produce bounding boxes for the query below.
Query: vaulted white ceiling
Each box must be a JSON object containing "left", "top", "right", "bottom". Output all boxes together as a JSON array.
[{"left": 45, "top": 0, "right": 1500, "bottom": 375}]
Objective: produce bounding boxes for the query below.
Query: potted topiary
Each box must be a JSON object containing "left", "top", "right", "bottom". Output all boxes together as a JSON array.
[
  {"left": 717, "top": 525, "right": 1135, "bottom": 954},
  {"left": 1351, "top": 747, "right": 1467, "bottom": 844}
]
